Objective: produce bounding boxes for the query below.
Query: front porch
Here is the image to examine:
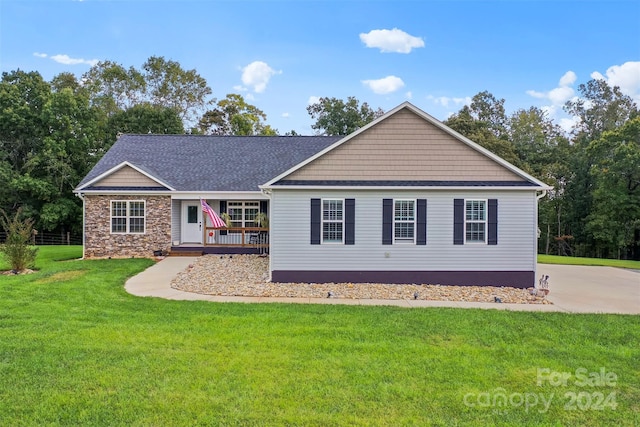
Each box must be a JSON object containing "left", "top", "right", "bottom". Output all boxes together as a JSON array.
[
  {"left": 171, "top": 226, "right": 269, "bottom": 255},
  {"left": 172, "top": 198, "right": 269, "bottom": 255}
]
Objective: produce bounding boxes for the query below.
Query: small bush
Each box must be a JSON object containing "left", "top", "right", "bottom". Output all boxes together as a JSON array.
[{"left": 0, "top": 208, "right": 39, "bottom": 271}]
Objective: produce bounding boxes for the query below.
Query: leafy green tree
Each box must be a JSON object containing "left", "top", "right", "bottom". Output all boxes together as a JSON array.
[
  {"left": 50, "top": 72, "right": 84, "bottom": 94},
  {"left": 586, "top": 117, "right": 640, "bottom": 258},
  {"left": 198, "top": 94, "right": 277, "bottom": 135},
  {"left": 507, "top": 107, "right": 572, "bottom": 254},
  {"left": 107, "top": 103, "right": 184, "bottom": 140},
  {"left": 0, "top": 70, "right": 101, "bottom": 235},
  {"left": 142, "top": 56, "right": 212, "bottom": 125},
  {"left": 508, "top": 107, "right": 566, "bottom": 176},
  {"left": 536, "top": 141, "right": 574, "bottom": 255},
  {"left": 306, "top": 96, "right": 383, "bottom": 135},
  {"left": 32, "top": 87, "right": 100, "bottom": 233},
  {"left": 444, "top": 105, "right": 519, "bottom": 166},
  {"left": 562, "top": 79, "right": 639, "bottom": 255},
  {"left": 565, "top": 78, "right": 639, "bottom": 142},
  {"left": 469, "top": 91, "right": 508, "bottom": 139},
  {"left": 82, "top": 60, "right": 146, "bottom": 115},
  {"left": 0, "top": 70, "right": 51, "bottom": 217},
  {"left": 0, "top": 70, "right": 50, "bottom": 171}
]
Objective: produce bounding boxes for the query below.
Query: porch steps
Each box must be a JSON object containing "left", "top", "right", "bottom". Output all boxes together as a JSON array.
[{"left": 169, "top": 249, "right": 204, "bottom": 257}]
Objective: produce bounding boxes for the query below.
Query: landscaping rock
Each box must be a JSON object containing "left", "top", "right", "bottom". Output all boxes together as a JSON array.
[{"left": 171, "top": 255, "right": 550, "bottom": 304}]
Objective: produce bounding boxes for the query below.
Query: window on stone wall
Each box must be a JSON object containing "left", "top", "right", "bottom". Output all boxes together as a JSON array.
[{"left": 111, "top": 200, "right": 145, "bottom": 234}]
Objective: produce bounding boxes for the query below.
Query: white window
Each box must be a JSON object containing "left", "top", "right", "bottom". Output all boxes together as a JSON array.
[
  {"left": 111, "top": 200, "right": 145, "bottom": 234},
  {"left": 227, "top": 201, "right": 260, "bottom": 231},
  {"left": 394, "top": 199, "right": 415, "bottom": 243},
  {"left": 465, "top": 200, "right": 486, "bottom": 243},
  {"left": 322, "top": 199, "right": 343, "bottom": 243}
]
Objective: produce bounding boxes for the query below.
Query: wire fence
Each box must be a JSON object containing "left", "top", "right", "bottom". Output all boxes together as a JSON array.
[{"left": 0, "top": 232, "right": 82, "bottom": 246}]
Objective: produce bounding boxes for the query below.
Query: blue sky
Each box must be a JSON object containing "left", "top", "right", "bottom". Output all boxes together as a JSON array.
[{"left": 1, "top": 0, "right": 639, "bottom": 134}]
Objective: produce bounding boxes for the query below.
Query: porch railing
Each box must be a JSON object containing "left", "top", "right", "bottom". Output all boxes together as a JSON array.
[{"left": 203, "top": 226, "right": 269, "bottom": 248}]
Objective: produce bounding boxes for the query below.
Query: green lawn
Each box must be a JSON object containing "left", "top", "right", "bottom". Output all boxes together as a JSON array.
[
  {"left": 0, "top": 247, "right": 638, "bottom": 426},
  {"left": 538, "top": 254, "right": 640, "bottom": 269}
]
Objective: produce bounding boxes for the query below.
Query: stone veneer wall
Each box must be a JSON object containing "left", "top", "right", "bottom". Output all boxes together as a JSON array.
[{"left": 84, "top": 195, "right": 171, "bottom": 258}]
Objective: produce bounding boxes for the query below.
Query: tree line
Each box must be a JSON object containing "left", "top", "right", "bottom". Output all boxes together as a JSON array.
[{"left": 0, "top": 57, "right": 638, "bottom": 259}]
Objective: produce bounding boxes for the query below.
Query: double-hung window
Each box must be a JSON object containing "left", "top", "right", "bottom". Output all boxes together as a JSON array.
[
  {"left": 111, "top": 200, "right": 145, "bottom": 234},
  {"left": 465, "top": 200, "right": 486, "bottom": 243},
  {"left": 322, "top": 199, "right": 343, "bottom": 243},
  {"left": 383, "top": 198, "right": 426, "bottom": 245},
  {"left": 227, "top": 201, "right": 259, "bottom": 231},
  {"left": 394, "top": 199, "right": 415, "bottom": 243}
]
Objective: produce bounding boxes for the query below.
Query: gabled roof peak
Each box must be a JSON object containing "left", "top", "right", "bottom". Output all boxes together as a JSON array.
[{"left": 262, "top": 102, "right": 550, "bottom": 189}]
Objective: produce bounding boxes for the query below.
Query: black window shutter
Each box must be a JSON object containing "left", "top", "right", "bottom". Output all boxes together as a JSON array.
[
  {"left": 417, "top": 199, "right": 427, "bottom": 245},
  {"left": 488, "top": 199, "right": 498, "bottom": 245},
  {"left": 453, "top": 199, "right": 464, "bottom": 245},
  {"left": 382, "top": 199, "right": 393, "bottom": 245},
  {"left": 345, "top": 198, "right": 355, "bottom": 245},
  {"left": 310, "top": 198, "right": 321, "bottom": 245},
  {"left": 260, "top": 200, "right": 268, "bottom": 215},
  {"left": 219, "top": 200, "right": 227, "bottom": 236}
]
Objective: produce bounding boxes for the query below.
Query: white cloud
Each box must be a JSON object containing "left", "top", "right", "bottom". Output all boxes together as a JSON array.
[
  {"left": 241, "top": 61, "right": 281, "bottom": 93},
  {"left": 281, "top": 112, "right": 290, "bottom": 118},
  {"left": 526, "top": 71, "right": 576, "bottom": 106},
  {"left": 405, "top": 91, "right": 413, "bottom": 100},
  {"left": 559, "top": 70, "right": 577, "bottom": 87},
  {"left": 34, "top": 52, "right": 98, "bottom": 66},
  {"left": 50, "top": 54, "right": 99, "bottom": 66},
  {"left": 362, "top": 75, "right": 405, "bottom": 94},
  {"left": 547, "top": 86, "right": 576, "bottom": 105},
  {"left": 527, "top": 71, "right": 578, "bottom": 132},
  {"left": 307, "top": 96, "right": 321, "bottom": 105},
  {"left": 525, "top": 90, "right": 545, "bottom": 99},
  {"left": 591, "top": 61, "right": 640, "bottom": 103},
  {"left": 245, "top": 93, "right": 255, "bottom": 101},
  {"left": 233, "top": 85, "right": 247, "bottom": 92},
  {"left": 359, "top": 28, "right": 425, "bottom": 53},
  {"left": 528, "top": 64, "right": 640, "bottom": 132},
  {"left": 427, "top": 95, "right": 471, "bottom": 108}
]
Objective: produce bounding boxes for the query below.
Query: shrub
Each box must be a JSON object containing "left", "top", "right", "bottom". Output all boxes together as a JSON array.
[{"left": 0, "top": 208, "right": 39, "bottom": 272}]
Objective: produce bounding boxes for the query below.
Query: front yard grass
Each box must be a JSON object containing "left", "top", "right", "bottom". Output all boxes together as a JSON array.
[
  {"left": 538, "top": 254, "right": 640, "bottom": 269},
  {"left": 0, "top": 247, "right": 638, "bottom": 426}
]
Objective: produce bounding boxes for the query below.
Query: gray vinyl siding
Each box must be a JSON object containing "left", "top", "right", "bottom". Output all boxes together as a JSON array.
[
  {"left": 171, "top": 199, "right": 181, "bottom": 244},
  {"left": 270, "top": 189, "right": 537, "bottom": 272}
]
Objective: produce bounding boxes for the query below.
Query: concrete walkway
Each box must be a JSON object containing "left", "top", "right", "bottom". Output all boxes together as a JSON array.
[{"left": 125, "top": 257, "right": 639, "bottom": 314}]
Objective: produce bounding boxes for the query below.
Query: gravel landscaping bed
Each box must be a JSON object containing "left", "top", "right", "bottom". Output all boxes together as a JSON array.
[{"left": 171, "top": 255, "right": 551, "bottom": 304}]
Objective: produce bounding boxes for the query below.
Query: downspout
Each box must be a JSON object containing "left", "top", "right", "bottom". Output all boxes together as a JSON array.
[
  {"left": 75, "top": 192, "right": 86, "bottom": 259},
  {"left": 261, "top": 187, "right": 273, "bottom": 282},
  {"left": 534, "top": 190, "right": 548, "bottom": 286}
]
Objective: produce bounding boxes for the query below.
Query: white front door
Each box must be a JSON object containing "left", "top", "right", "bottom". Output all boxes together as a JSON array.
[{"left": 181, "top": 201, "right": 202, "bottom": 243}]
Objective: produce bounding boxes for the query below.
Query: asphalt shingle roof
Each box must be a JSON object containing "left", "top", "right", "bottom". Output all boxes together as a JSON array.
[{"left": 77, "top": 134, "right": 343, "bottom": 192}]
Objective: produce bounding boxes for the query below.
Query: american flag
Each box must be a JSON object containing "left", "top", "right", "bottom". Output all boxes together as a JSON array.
[{"left": 200, "top": 199, "right": 227, "bottom": 228}]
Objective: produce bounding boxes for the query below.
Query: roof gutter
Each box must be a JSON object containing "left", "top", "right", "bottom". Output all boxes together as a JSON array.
[{"left": 262, "top": 185, "right": 550, "bottom": 191}]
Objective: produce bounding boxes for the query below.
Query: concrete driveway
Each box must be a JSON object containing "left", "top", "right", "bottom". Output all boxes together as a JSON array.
[
  {"left": 538, "top": 263, "right": 639, "bottom": 314},
  {"left": 125, "top": 258, "right": 639, "bottom": 314}
]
